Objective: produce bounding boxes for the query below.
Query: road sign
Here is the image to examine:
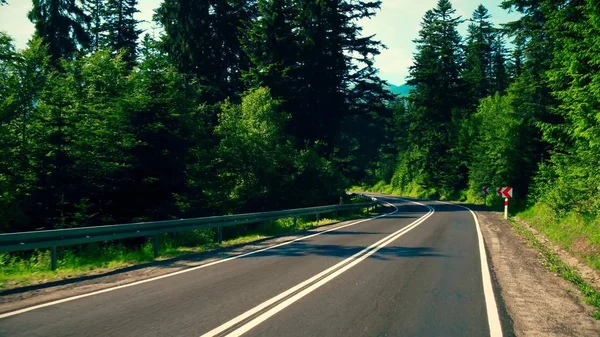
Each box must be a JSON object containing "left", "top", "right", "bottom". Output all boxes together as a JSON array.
[
  {"left": 496, "top": 187, "right": 513, "bottom": 198},
  {"left": 482, "top": 187, "right": 490, "bottom": 195}
]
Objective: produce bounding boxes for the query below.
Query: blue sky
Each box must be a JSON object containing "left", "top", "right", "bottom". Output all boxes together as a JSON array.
[{"left": 0, "top": 0, "right": 519, "bottom": 85}]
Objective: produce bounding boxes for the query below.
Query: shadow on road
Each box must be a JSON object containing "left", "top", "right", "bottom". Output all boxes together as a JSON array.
[{"left": 239, "top": 241, "right": 449, "bottom": 261}]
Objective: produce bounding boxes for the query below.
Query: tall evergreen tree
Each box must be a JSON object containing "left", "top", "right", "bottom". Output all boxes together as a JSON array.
[
  {"left": 501, "top": 0, "right": 561, "bottom": 194},
  {"left": 244, "top": 0, "right": 300, "bottom": 116},
  {"left": 537, "top": 0, "right": 600, "bottom": 214},
  {"left": 462, "top": 4, "right": 494, "bottom": 106},
  {"left": 155, "top": 0, "right": 255, "bottom": 104},
  {"left": 490, "top": 34, "right": 509, "bottom": 93},
  {"left": 28, "top": 0, "right": 91, "bottom": 65},
  {"left": 104, "top": 0, "right": 142, "bottom": 67},
  {"left": 406, "top": 0, "right": 466, "bottom": 190},
  {"left": 84, "top": 0, "right": 106, "bottom": 53},
  {"left": 244, "top": 0, "right": 390, "bottom": 167}
]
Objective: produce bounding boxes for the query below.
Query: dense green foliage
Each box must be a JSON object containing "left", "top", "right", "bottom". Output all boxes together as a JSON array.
[
  {"left": 0, "top": 0, "right": 391, "bottom": 234},
  {"left": 366, "top": 0, "right": 600, "bottom": 256},
  {"left": 3, "top": 0, "right": 600, "bottom": 259}
]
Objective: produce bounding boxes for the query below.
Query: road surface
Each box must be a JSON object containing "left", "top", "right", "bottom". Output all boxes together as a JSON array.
[{"left": 0, "top": 196, "right": 507, "bottom": 337}]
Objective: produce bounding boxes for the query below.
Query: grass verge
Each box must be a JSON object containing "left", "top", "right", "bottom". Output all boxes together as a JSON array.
[
  {"left": 0, "top": 205, "right": 377, "bottom": 290},
  {"left": 518, "top": 203, "right": 600, "bottom": 271},
  {"left": 508, "top": 217, "right": 600, "bottom": 319}
]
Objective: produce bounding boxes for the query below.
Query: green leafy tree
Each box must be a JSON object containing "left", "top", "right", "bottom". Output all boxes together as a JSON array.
[
  {"left": 468, "top": 94, "right": 522, "bottom": 194},
  {"left": 216, "top": 87, "right": 297, "bottom": 211}
]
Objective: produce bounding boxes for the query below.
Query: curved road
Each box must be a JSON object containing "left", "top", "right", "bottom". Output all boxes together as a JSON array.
[{"left": 0, "top": 196, "right": 508, "bottom": 337}]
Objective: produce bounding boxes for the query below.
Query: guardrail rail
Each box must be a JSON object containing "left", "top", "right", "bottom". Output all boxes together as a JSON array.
[{"left": 0, "top": 195, "right": 380, "bottom": 270}]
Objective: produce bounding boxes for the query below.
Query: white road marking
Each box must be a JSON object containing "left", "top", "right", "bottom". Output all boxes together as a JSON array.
[
  {"left": 0, "top": 200, "right": 403, "bottom": 320},
  {"left": 436, "top": 201, "right": 503, "bottom": 337},
  {"left": 201, "top": 199, "right": 434, "bottom": 337}
]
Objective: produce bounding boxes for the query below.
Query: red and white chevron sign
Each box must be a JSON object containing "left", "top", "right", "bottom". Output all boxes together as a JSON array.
[
  {"left": 496, "top": 187, "right": 513, "bottom": 198},
  {"left": 482, "top": 186, "right": 490, "bottom": 195}
]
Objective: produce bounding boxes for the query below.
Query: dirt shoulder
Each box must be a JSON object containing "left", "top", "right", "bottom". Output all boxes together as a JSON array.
[{"left": 476, "top": 208, "right": 600, "bottom": 336}]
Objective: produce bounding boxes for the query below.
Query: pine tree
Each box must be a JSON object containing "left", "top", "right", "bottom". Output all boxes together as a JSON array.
[
  {"left": 28, "top": 0, "right": 91, "bottom": 65},
  {"left": 155, "top": 0, "right": 254, "bottom": 104},
  {"left": 118, "top": 37, "right": 204, "bottom": 221},
  {"left": 462, "top": 4, "right": 494, "bottom": 106},
  {"left": 538, "top": 0, "right": 600, "bottom": 214},
  {"left": 501, "top": 0, "right": 560, "bottom": 194},
  {"left": 243, "top": 0, "right": 300, "bottom": 115},
  {"left": 508, "top": 35, "right": 524, "bottom": 78},
  {"left": 406, "top": 0, "right": 466, "bottom": 190},
  {"left": 84, "top": 0, "right": 106, "bottom": 52},
  {"left": 245, "top": 0, "right": 389, "bottom": 162},
  {"left": 490, "top": 34, "right": 509, "bottom": 93},
  {"left": 104, "top": 0, "right": 142, "bottom": 67}
]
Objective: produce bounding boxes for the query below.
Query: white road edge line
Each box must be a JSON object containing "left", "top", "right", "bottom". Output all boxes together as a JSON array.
[
  {"left": 201, "top": 199, "right": 434, "bottom": 337},
  {"left": 0, "top": 200, "right": 402, "bottom": 320},
  {"left": 436, "top": 201, "right": 503, "bottom": 337}
]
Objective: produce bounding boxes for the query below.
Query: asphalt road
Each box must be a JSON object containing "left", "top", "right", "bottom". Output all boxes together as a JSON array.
[{"left": 0, "top": 196, "right": 506, "bottom": 337}]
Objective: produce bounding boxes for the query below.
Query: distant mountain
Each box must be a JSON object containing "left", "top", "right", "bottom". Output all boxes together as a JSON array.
[{"left": 385, "top": 83, "right": 414, "bottom": 97}]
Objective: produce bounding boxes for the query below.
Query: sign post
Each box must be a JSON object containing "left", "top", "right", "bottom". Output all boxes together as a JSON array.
[
  {"left": 496, "top": 187, "right": 513, "bottom": 219},
  {"left": 482, "top": 186, "right": 490, "bottom": 205}
]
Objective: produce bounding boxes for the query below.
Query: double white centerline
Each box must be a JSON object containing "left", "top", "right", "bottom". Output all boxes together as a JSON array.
[{"left": 202, "top": 199, "right": 435, "bottom": 337}]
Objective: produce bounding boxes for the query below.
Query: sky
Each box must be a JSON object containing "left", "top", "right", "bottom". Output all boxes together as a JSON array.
[{"left": 0, "top": 0, "right": 519, "bottom": 85}]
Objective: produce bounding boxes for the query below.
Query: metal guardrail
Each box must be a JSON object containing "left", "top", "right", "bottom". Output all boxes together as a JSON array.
[{"left": 0, "top": 195, "right": 379, "bottom": 270}]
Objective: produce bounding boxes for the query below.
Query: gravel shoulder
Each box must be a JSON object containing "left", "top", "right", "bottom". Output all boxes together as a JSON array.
[{"left": 476, "top": 207, "right": 600, "bottom": 336}]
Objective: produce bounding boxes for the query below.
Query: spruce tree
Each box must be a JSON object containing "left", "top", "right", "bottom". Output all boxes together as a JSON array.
[
  {"left": 155, "top": 0, "right": 254, "bottom": 104},
  {"left": 501, "top": 0, "right": 560, "bottom": 193},
  {"left": 538, "top": 0, "right": 600, "bottom": 214},
  {"left": 490, "top": 34, "right": 509, "bottom": 93},
  {"left": 407, "top": 0, "right": 466, "bottom": 190},
  {"left": 244, "top": 0, "right": 300, "bottom": 115},
  {"left": 462, "top": 5, "right": 494, "bottom": 106},
  {"left": 245, "top": 0, "right": 390, "bottom": 164},
  {"left": 84, "top": 0, "right": 106, "bottom": 52},
  {"left": 104, "top": 0, "right": 142, "bottom": 67},
  {"left": 28, "top": 0, "right": 91, "bottom": 65}
]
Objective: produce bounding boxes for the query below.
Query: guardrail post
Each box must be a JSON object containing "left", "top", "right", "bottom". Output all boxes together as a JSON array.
[
  {"left": 316, "top": 213, "right": 320, "bottom": 224},
  {"left": 153, "top": 235, "right": 159, "bottom": 258},
  {"left": 51, "top": 246, "right": 57, "bottom": 271},
  {"left": 293, "top": 215, "right": 297, "bottom": 227},
  {"left": 218, "top": 226, "right": 223, "bottom": 244}
]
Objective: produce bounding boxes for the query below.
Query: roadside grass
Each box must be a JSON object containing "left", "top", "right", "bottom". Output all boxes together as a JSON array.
[
  {"left": 0, "top": 204, "right": 377, "bottom": 289},
  {"left": 518, "top": 203, "right": 600, "bottom": 272},
  {"left": 508, "top": 217, "right": 600, "bottom": 319}
]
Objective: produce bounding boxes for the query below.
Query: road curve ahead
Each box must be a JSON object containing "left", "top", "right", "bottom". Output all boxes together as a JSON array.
[{"left": 0, "top": 196, "right": 505, "bottom": 337}]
